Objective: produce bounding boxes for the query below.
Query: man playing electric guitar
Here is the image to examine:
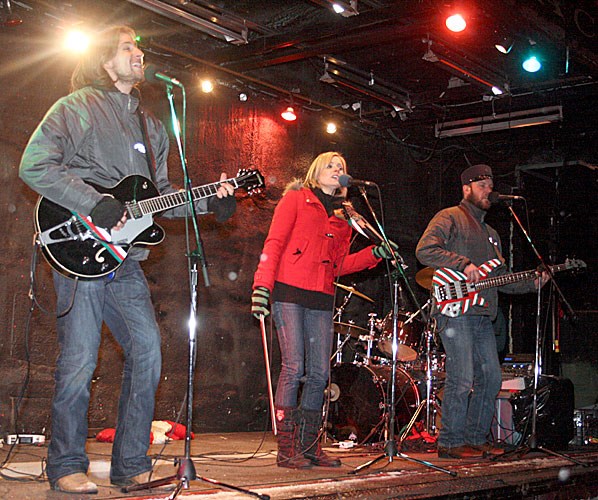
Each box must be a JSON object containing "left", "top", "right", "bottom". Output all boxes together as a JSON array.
[
  {"left": 416, "top": 164, "right": 549, "bottom": 460},
  {"left": 19, "top": 26, "right": 235, "bottom": 494}
]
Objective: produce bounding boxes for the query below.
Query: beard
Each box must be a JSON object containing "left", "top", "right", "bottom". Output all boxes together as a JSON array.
[{"left": 465, "top": 191, "right": 491, "bottom": 211}]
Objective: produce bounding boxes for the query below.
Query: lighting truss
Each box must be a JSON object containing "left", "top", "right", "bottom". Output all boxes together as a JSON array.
[
  {"left": 125, "top": 0, "right": 248, "bottom": 45},
  {"left": 321, "top": 56, "right": 412, "bottom": 113},
  {"left": 423, "top": 38, "right": 509, "bottom": 96},
  {"left": 435, "top": 105, "right": 563, "bottom": 138}
]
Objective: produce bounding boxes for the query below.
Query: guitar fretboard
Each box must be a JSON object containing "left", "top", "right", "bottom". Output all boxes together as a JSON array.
[{"left": 133, "top": 179, "right": 239, "bottom": 217}]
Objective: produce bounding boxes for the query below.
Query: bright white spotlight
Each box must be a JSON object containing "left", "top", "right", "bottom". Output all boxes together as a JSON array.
[
  {"left": 446, "top": 14, "right": 466, "bottom": 33},
  {"left": 491, "top": 86, "right": 504, "bottom": 95},
  {"left": 522, "top": 56, "right": 541, "bottom": 73},
  {"left": 332, "top": 3, "right": 345, "bottom": 14},
  {"left": 326, "top": 122, "right": 337, "bottom": 134},
  {"left": 281, "top": 106, "right": 297, "bottom": 121},
  {"left": 64, "top": 30, "right": 90, "bottom": 53},
  {"left": 200, "top": 79, "right": 214, "bottom": 93}
]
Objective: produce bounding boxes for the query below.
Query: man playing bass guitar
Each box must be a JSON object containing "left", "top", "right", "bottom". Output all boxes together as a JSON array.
[{"left": 416, "top": 164, "right": 548, "bottom": 460}]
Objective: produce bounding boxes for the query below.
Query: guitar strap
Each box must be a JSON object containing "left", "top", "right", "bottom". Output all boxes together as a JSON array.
[{"left": 137, "top": 107, "right": 157, "bottom": 184}]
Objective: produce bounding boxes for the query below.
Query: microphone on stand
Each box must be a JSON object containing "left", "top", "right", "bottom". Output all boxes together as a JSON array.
[
  {"left": 338, "top": 174, "right": 376, "bottom": 188},
  {"left": 144, "top": 64, "right": 184, "bottom": 88},
  {"left": 489, "top": 191, "right": 525, "bottom": 204}
]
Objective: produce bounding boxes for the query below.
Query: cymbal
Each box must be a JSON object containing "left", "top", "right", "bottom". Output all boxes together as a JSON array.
[
  {"left": 415, "top": 267, "right": 435, "bottom": 290},
  {"left": 333, "top": 282, "right": 374, "bottom": 303},
  {"left": 334, "top": 321, "right": 368, "bottom": 338}
]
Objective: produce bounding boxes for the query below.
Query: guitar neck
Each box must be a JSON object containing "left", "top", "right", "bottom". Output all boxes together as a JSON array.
[
  {"left": 137, "top": 179, "right": 237, "bottom": 216},
  {"left": 475, "top": 263, "right": 567, "bottom": 291}
]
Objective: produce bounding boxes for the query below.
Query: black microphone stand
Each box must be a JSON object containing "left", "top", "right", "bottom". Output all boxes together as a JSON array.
[
  {"left": 496, "top": 204, "right": 586, "bottom": 467},
  {"left": 350, "top": 186, "right": 455, "bottom": 477},
  {"left": 124, "top": 81, "right": 269, "bottom": 499}
]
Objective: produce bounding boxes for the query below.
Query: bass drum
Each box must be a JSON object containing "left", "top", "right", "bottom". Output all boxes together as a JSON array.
[{"left": 327, "top": 363, "right": 420, "bottom": 443}]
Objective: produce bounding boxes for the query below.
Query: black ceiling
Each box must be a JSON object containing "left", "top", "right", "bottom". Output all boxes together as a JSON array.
[{"left": 6, "top": 0, "right": 598, "bottom": 137}]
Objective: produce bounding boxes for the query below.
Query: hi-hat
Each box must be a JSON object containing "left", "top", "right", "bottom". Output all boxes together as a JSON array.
[
  {"left": 333, "top": 282, "right": 374, "bottom": 303},
  {"left": 334, "top": 321, "right": 368, "bottom": 338},
  {"left": 415, "top": 267, "right": 435, "bottom": 290}
]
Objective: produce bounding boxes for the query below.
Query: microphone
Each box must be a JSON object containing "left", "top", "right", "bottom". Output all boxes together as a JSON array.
[
  {"left": 338, "top": 174, "right": 376, "bottom": 188},
  {"left": 489, "top": 191, "right": 525, "bottom": 204},
  {"left": 144, "top": 64, "right": 183, "bottom": 88}
]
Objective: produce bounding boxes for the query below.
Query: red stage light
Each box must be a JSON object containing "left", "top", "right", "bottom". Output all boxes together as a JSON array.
[{"left": 446, "top": 13, "right": 466, "bottom": 33}]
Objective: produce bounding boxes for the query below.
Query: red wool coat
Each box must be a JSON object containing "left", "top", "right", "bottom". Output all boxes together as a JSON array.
[{"left": 253, "top": 187, "right": 380, "bottom": 294}]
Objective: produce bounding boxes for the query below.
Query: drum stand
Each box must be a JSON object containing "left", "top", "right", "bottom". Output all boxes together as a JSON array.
[{"left": 397, "top": 305, "right": 441, "bottom": 442}]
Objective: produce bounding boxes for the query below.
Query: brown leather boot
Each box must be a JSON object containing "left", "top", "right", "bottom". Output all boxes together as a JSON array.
[
  {"left": 275, "top": 406, "right": 312, "bottom": 469},
  {"left": 298, "top": 409, "right": 341, "bottom": 467},
  {"left": 52, "top": 472, "right": 98, "bottom": 494}
]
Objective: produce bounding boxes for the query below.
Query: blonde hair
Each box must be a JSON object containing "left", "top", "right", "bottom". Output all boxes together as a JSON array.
[
  {"left": 284, "top": 151, "right": 348, "bottom": 197},
  {"left": 70, "top": 26, "right": 137, "bottom": 92}
]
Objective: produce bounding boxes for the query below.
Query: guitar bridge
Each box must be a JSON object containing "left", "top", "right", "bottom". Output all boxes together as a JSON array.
[{"left": 38, "top": 216, "right": 91, "bottom": 246}]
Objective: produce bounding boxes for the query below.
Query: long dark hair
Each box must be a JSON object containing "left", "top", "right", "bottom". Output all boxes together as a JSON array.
[{"left": 70, "top": 26, "right": 136, "bottom": 92}]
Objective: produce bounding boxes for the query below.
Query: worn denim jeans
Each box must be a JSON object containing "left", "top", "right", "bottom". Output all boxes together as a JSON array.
[
  {"left": 47, "top": 258, "right": 162, "bottom": 485},
  {"left": 272, "top": 302, "right": 334, "bottom": 411},
  {"left": 437, "top": 314, "right": 502, "bottom": 448}
]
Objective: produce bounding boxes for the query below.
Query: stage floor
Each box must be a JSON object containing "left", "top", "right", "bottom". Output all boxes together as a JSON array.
[{"left": 1, "top": 432, "right": 597, "bottom": 499}]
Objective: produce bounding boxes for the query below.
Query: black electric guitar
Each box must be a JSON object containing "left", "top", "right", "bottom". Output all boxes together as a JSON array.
[
  {"left": 35, "top": 169, "right": 264, "bottom": 279},
  {"left": 432, "top": 258, "right": 586, "bottom": 317}
]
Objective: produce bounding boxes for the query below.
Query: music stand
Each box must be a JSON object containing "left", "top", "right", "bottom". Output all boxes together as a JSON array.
[
  {"left": 496, "top": 204, "right": 586, "bottom": 467},
  {"left": 124, "top": 80, "right": 270, "bottom": 499}
]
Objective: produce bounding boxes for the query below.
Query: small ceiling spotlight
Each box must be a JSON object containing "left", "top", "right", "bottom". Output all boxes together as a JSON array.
[
  {"left": 522, "top": 39, "right": 542, "bottom": 73},
  {"left": 281, "top": 106, "right": 297, "bottom": 122},
  {"left": 326, "top": 122, "right": 337, "bottom": 134},
  {"left": 495, "top": 36, "right": 514, "bottom": 54},
  {"left": 330, "top": 1, "right": 358, "bottom": 17},
  {"left": 445, "top": 13, "right": 466, "bottom": 33},
  {"left": 200, "top": 79, "right": 214, "bottom": 93},
  {"left": 238, "top": 92, "right": 248, "bottom": 102}
]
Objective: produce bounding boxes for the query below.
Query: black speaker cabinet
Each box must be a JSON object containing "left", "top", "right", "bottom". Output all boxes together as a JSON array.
[{"left": 510, "top": 375, "right": 575, "bottom": 450}]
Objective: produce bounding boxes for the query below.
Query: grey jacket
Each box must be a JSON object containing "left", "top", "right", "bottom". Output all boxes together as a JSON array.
[
  {"left": 416, "top": 199, "right": 535, "bottom": 319},
  {"left": 20, "top": 85, "right": 234, "bottom": 259}
]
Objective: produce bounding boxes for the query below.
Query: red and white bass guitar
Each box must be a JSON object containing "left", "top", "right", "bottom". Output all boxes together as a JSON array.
[{"left": 432, "top": 258, "right": 586, "bottom": 317}]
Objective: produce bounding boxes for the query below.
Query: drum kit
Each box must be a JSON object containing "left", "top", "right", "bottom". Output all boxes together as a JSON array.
[{"left": 326, "top": 270, "right": 445, "bottom": 445}]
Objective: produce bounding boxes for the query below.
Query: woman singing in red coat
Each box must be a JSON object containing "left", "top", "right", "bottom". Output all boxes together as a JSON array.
[{"left": 251, "top": 152, "right": 396, "bottom": 468}]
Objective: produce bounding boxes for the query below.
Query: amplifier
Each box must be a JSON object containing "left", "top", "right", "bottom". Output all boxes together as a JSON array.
[{"left": 501, "top": 353, "right": 534, "bottom": 378}]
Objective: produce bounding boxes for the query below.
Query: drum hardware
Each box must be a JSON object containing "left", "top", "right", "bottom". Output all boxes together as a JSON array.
[
  {"left": 339, "top": 186, "right": 453, "bottom": 476},
  {"left": 362, "top": 313, "right": 378, "bottom": 365},
  {"left": 351, "top": 281, "right": 454, "bottom": 477}
]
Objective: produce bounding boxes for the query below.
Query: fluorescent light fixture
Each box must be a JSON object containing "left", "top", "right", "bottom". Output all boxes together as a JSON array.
[
  {"left": 435, "top": 105, "right": 563, "bottom": 138},
  {"left": 125, "top": 0, "right": 248, "bottom": 45}
]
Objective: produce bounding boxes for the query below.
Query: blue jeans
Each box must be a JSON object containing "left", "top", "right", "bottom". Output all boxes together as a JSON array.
[
  {"left": 272, "top": 302, "right": 334, "bottom": 411},
  {"left": 47, "top": 258, "right": 162, "bottom": 485},
  {"left": 437, "top": 315, "right": 502, "bottom": 448}
]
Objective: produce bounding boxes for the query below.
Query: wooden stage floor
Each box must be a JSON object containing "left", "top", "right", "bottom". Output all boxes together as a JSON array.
[{"left": 1, "top": 432, "right": 597, "bottom": 499}]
